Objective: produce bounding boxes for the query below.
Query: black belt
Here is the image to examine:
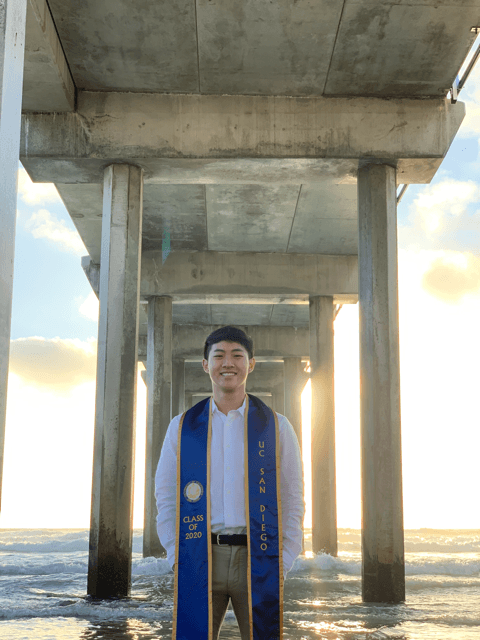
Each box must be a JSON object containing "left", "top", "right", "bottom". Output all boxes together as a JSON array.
[{"left": 211, "top": 533, "right": 247, "bottom": 546}]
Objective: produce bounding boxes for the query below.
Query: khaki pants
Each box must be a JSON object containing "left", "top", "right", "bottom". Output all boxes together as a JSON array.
[{"left": 212, "top": 544, "right": 250, "bottom": 639}]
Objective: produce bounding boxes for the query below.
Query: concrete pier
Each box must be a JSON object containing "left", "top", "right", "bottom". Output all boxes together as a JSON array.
[
  {"left": 88, "top": 165, "right": 143, "bottom": 598},
  {"left": 143, "top": 296, "right": 172, "bottom": 558},
  {"left": 172, "top": 359, "right": 185, "bottom": 417},
  {"left": 14, "top": 0, "right": 472, "bottom": 606},
  {"left": 284, "top": 358, "right": 305, "bottom": 451},
  {"left": 357, "top": 162, "right": 405, "bottom": 603},
  {"left": 0, "top": 0, "right": 27, "bottom": 510},
  {"left": 309, "top": 296, "right": 337, "bottom": 557}
]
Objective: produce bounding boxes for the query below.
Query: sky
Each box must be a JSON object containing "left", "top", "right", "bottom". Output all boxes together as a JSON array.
[{"left": 2, "top": 69, "right": 480, "bottom": 532}]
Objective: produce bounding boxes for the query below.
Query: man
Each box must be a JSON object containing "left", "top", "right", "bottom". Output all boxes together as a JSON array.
[{"left": 155, "top": 325, "right": 304, "bottom": 640}]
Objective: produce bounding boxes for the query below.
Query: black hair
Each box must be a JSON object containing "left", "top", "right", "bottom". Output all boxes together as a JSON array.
[{"left": 203, "top": 326, "right": 254, "bottom": 360}]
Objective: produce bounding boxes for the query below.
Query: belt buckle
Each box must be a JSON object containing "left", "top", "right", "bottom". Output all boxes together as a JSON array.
[{"left": 216, "top": 534, "right": 229, "bottom": 546}]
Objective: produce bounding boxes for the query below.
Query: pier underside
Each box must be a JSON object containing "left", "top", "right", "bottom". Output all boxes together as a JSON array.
[{"left": 2, "top": 0, "right": 478, "bottom": 604}]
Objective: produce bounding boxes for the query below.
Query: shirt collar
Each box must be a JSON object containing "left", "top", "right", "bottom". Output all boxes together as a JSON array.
[{"left": 212, "top": 394, "right": 247, "bottom": 417}]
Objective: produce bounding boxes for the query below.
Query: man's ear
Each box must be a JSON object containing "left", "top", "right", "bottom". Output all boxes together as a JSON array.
[
  {"left": 248, "top": 357, "right": 256, "bottom": 373},
  {"left": 202, "top": 358, "right": 209, "bottom": 373}
]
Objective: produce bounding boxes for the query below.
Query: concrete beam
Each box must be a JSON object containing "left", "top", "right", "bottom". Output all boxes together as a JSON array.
[
  {"left": 23, "top": 0, "right": 75, "bottom": 112},
  {"left": 87, "top": 164, "right": 143, "bottom": 599},
  {"left": 81, "top": 252, "right": 357, "bottom": 304},
  {"left": 357, "top": 162, "right": 405, "bottom": 603},
  {"left": 138, "top": 325, "right": 310, "bottom": 360},
  {"left": 141, "top": 251, "right": 358, "bottom": 300},
  {"left": 20, "top": 92, "right": 464, "bottom": 185},
  {"left": 0, "top": 0, "right": 28, "bottom": 511},
  {"left": 81, "top": 256, "right": 99, "bottom": 297}
]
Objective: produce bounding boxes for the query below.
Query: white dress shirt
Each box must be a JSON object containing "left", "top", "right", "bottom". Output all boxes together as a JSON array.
[{"left": 155, "top": 396, "right": 305, "bottom": 575}]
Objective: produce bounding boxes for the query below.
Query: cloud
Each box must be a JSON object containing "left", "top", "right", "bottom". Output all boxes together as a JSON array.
[
  {"left": 79, "top": 292, "right": 99, "bottom": 322},
  {"left": 25, "top": 208, "right": 86, "bottom": 255},
  {"left": 398, "top": 178, "right": 480, "bottom": 253},
  {"left": 9, "top": 337, "right": 97, "bottom": 391},
  {"left": 17, "top": 168, "right": 61, "bottom": 205},
  {"left": 421, "top": 251, "right": 480, "bottom": 303}
]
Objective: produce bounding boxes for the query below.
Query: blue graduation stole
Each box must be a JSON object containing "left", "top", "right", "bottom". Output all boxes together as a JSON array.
[{"left": 172, "top": 394, "right": 283, "bottom": 640}]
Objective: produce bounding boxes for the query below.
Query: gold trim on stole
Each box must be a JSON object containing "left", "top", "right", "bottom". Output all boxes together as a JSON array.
[
  {"left": 274, "top": 410, "right": 284, "bottom": 639},
  {"left": 172, "top": 401, "right": 214, "bottom": 640},
  {"left": 172, "top": 411, "right": 186, "bottom": 640},
  {"left": 243, "top": 395, "right": 254, "bottom": 640},
  {"left": 207, "top": 398, "right": 213, "bottom": 640}
]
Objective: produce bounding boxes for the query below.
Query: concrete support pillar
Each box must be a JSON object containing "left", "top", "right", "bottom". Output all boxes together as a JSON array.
[
  {"left": 272, "top": 377, "right": 285, "bottom": 415},
  {"left": 284, "top": 358, "right": 304, "bottom": 452},
  {"left": 0, "top": 0, "right": 27, "bottom": 510},
  {"left": 172, "top": 359, "right": 185, "bottom": 417},
  {"left": 143, "top": 296, "right": 172, "bottom": 558},
  {"left": 357, "top": 161, "right": 405, "bottom": 603},
  {"left": 309, "top": 296, "right": 337, "bottom": 557},
  {"left": 87, "top": 164, "right": 143, "bottom": 598},
  {"left": 185, "top": 393, "right": 193, "bottom": 410}
]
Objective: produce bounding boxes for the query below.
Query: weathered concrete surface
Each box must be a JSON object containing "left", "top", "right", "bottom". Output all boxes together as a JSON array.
[
  {"left": 88, "top": 165, "right": 143, "bottom": 598},
  {"left": 207, "top": 185, "right": 301, "bottom": 253},
  {"left": 284, "top": 358, "right": 306, "bottom": 451},
  {"left": 48, "top": 158, "right": 364, "bottom": 186},
  {"left": 20, "top": 93, "right": 465, "bottom": 186},
  {"left": 83, "top": 251, "right": 358, "bottom": 308},
  {"left": 143, "top": 297, "right": 171, "bottom": 559},
  {"left": 357, "top": 162, "right": 405, "bottom": 603},
  {"left": 32, "top": 1, "right": 480, "bottom": 97},
  {"left": 22, "top": 0, "right": 75, "bottom": 111},
  {"left": 141, "top": 251, "right": 358, "bottom": 299},
  {"left": 80, "top": 260, "right": 315, "bottom": 329},
  {"left": 71, "top": 180, "right": 358, "bottom": 263},
  {"left": 325, "top": 1, "right": 479, "bottom": 97},
  {"left": 310, "top": 296, "right": 337, "bottom": 557},
  {"left": 0, "top": 0, "right": 27, "bottom": 510},
  {"left": 47, "top": 0, "right": 199, "bottom": 93}
]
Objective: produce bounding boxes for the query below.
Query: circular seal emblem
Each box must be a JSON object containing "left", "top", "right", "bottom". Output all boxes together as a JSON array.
[{"left": 184, "top": 481, "right": 204, "bottom": 503}]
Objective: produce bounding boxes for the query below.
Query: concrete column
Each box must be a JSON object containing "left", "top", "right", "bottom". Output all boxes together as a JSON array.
[
  {"left": 143, "top": 296, "right": 172, "bottom": 558},
  {"left": 185, "top": 393, "right": 193, "bottom": 410},
  {"left": 309, "top": 296, "right": 337, "bottom": 557},
  {"left": 172, "top": 358, "right": 185, "bottom": 417},
  {"left": 284, "top": 358, "right": 304, "bottom": 452},
  {"left": 0, "top": 0, "right": 27, "bottom": 510},
  {"left": 88, "top": 164, "right": 143, "bottom": 598},
  {"left": 272, "top": 376, "right": 285, "bottom": 415},
  {"left": 357, "top": 161, "right": 405, "bottom": 603}
]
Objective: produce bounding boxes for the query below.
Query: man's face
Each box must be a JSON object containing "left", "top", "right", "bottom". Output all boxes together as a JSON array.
[{"left": 202, "top": 340, "right": 255, "bottom": 392}]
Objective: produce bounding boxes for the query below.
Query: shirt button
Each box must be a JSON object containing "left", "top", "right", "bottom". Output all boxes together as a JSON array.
[
  {"left": 226, "top": 466, "right": 230, "bottom": 471},
  {"left": 227, "top": 490, "right": 231, "bottom": 494},
  {"left": 226, "top": 445, "right": 230, "bottom": 448}
]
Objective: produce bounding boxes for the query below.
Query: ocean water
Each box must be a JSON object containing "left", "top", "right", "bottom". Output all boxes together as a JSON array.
[{"left": 0, "top": 529, "right": 478, "bottom": 639}]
